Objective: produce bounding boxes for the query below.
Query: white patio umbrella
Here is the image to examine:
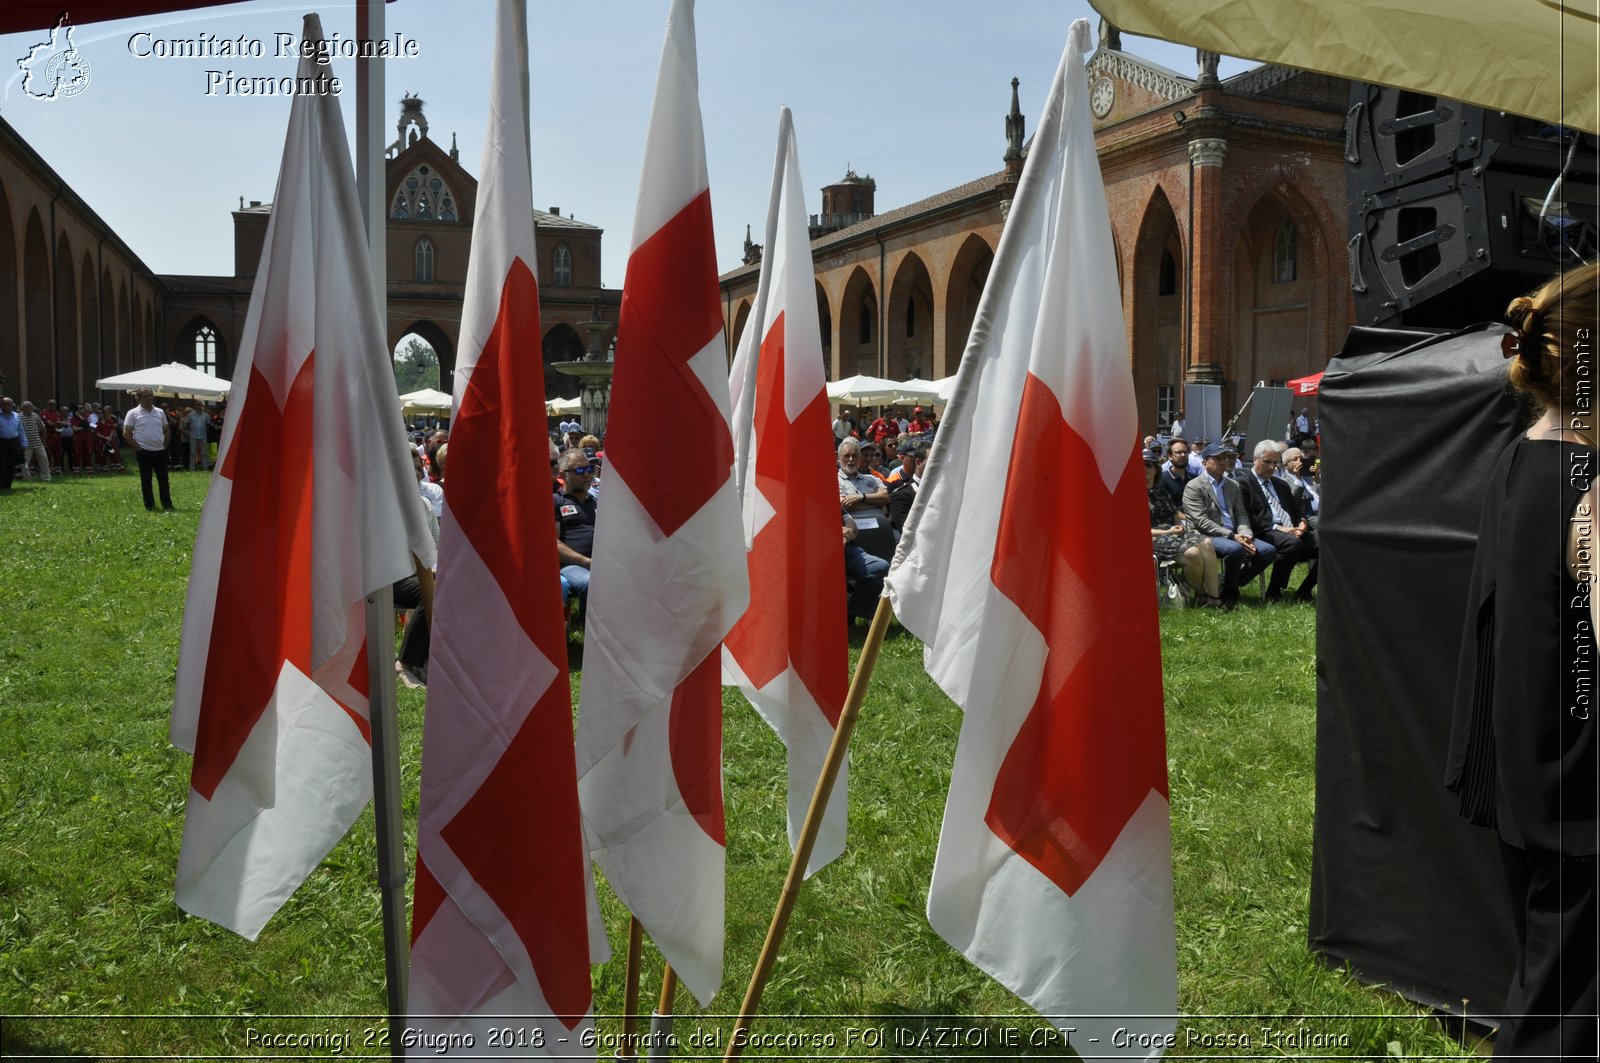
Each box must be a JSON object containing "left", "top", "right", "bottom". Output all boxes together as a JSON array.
[
  {"left": 397, "top": 387, "right": 453, "bottom": 416},
  {"left": 546, "top": 396, "right": 583, "bottom": 415},
  {"left": 96, "top": 362, "right": 231, "bottom": 402},
  {"left": 826, "top": 374, "right": 904, "bottom": 405},
  {"left": 892, "top": 377, "right": 947, "bottom": 405},
  {"left": 1090, "top": 0, "right": 1599, "bottom": 133}
]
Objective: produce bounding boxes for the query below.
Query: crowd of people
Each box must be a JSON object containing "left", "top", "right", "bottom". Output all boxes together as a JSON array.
[
  {"left": 0, "top": 391, "right": 221, "bottom": 499},
  {"left": 1146, "top": 432, "right": 1320, "bottom": 609}
]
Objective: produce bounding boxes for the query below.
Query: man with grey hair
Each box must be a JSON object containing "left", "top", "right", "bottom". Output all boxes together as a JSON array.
[
  {"left": 18, "top": 400, "right": 49, "bottom": 482},
  {"left": 1238, "top": 438, "right": 1315, "bottom": 601},
  {"left": 838, "top": 438, "right": 891, "bottom": 556}
]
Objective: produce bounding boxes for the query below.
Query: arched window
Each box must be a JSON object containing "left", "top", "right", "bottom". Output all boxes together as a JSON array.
[
  {"left": 1159, "top": 249, "right": 1178, "bottom": 296},
  {"left": 392, "top": 164, "right": 458, "bottom": 223},
  {"left": 553, "top": 243, "right": 572, "bottom": 287},
  {"left": 1273, "top": 219, "right": 1297, "bottom": 283},
  {"left": 195, "top": 326, "right": 218, "bottom": 375},
  {"left": 415, "top": 237, "right": 434, "bottom": 282},
  {"left": 858, "top": 301, "right": 873, "bottom": 344},
  {"left": 906, "top": 299, "right": 916, "bottom": 338}
]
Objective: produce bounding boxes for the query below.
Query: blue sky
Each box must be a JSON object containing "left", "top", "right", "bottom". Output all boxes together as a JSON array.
[{"left": 0, "top": 1, "right": 1244, "bottom": 286}]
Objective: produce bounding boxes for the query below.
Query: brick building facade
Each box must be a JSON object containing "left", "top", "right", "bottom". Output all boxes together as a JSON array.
[
  {"left": 0, "top": 96, "right": 620, "bottom": 406},
  {"left": 720, "top": 37, "right": 1353, "bottom": 432}
]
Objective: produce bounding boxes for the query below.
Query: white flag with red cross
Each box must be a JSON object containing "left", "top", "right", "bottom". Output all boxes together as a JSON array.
[
  {"left": 885, "top": 18, "right": 1177, "bottom": 1056},
  {"left": 170, "top": 13, "right": 436, "bottom": 942},
  {"left": 406, "top": 0, "right": 595, "bottom": 1051},
  {"left": 575, "top": 0, "right": 749, "bottom": 1009}
]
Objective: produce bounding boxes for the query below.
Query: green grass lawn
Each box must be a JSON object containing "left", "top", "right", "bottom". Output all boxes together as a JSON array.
[{"left": 0, "top": 470, "right": 1472, "bottom": 1058}]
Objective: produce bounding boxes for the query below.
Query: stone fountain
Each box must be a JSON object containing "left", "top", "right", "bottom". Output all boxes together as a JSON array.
[{"left": 552, "top": 299, "right": 615, "bottom": 436}]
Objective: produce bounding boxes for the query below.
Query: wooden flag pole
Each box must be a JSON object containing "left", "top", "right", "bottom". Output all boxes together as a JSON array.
[
  {"left": 647, "top": 965, "right": 678, "bottom": 1061},
  {"left": 618, "top": 915, "right": 646, "bottom": 1061},
  {"left": 723, "top": 596, "right": 895, "bottom": 1061}
]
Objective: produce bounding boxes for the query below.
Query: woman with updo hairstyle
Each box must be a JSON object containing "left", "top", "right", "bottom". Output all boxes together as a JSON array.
[{"left": 1449, "top": 261, "right": 1598, "bottom": 1058}]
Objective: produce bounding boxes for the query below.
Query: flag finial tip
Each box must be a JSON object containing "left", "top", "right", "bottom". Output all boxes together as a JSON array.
[{"left": 1069, "top": 17, "right": 1091, "bottom": 55}]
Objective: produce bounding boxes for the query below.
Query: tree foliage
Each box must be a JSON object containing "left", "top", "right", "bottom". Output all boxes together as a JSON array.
[{"left": 392, "top": 337, "right": 440, "bottom": 393}]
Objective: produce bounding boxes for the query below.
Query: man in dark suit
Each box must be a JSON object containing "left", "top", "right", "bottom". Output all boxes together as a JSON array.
[
  {"left": 1183, "top": 442, "right": 1276, "bottom": 606},
  {"left": 1236, "top": 440, "right": 1316, "bottom": 602}
]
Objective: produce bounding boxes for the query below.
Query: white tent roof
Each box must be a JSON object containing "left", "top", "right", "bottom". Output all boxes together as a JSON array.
[
  {"left": 96, "top": 362, "right": 231, "bottom": 402},
  {"left": 398, "top": 387, "right": 453, "bottom": 415},
  {"left": 825, "top": 374, "right": 904, "bottom": 405}
]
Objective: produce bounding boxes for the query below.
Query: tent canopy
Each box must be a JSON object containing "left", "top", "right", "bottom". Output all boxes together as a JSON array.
[
  {"left": 96, "top": 362, "right": 230, "bottom": 401},
  {"left": 546, "top": 396, "right": 582, "bottom": 415},
  {"left": 826, "top": 375, "right": 906, "bottom": 405},
  {"left": 1090, "top": 0, "right": 1599, "bottom": 134},
  {"left": 398, "top": 387, "right": 453, "bottom": 415}
]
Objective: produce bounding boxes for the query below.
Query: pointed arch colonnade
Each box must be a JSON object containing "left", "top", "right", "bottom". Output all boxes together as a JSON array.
[{"left": 721, "top": 189, "right": 1007, "bottom": 387}]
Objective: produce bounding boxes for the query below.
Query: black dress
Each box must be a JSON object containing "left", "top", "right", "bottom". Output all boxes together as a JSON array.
[
  {"left": 1148, "top": 487, "right": 1205, "bottom": 563},
  {"left": 1448, "top": 437, "right": 1598, "bottom": 1058}
]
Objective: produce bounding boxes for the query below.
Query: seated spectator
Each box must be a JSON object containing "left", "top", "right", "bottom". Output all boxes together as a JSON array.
[
  {"left": 889, "top": 440, "right": 929, "bottom": 533},
  {"left": 1159, "top": 437, "right": 1198, "bottom": 505},
  {"left": 1280, "top": 446, "right": 1321, "bottom": 532},
  {"left": 1145, "top": 448, "right": 1221, "bottom": 606},
  {"left": 860, "top": 442, "right": 891, "bottom": 482},
  {"left": 1182, "top": 441, "right": 1276, "bottom": 606},
  {"left": 837, "top": 438, "right": 893, "bottom": 560},
  {"left": 843, "top": 514, "right": 888, "bottom": 621},
  {"left": 554, "top": 448, "right": 599, "bottom": 605},
  {"left": 1237, "top": 440, "right": 1316, "bottom": 602}
]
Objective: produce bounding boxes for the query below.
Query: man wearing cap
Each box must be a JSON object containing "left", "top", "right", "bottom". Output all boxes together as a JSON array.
[
  {"left": 1182, "top": 441, "right": 1276, "bottom": 605},
  {"left": 908, "top": 406, "right": 930, "bottom": 435},
  {"left": 123, "top": 387, "right": 174, "bottom": 510}
]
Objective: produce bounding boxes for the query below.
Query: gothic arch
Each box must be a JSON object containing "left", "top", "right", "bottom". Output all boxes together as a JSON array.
[
  {"left": 1131, "top": 186, "right": 1185, "bottom": 429},
  {"left": 540, "top": 322, "right": 586, "bottom": 401},
  {"left": 0, "top": 179, "right": 17, "bottom": 396},
  {"left": 54, "top": 231, "right": 78, "bottom": 398},
  {"left": 143, "top": 301, "right": 155, "bottom": 373},
  {"left": 23, "top": 211, "right": 49, "bottom": 398},
  {"left": 131, "top": 291, "right": 143, "bottom": 365},
  {"left": 886, "top": 252, "right": 934, "bottom": 381},
  {"left": 815, "top": 281, "right": 833, "bottom": 380},
  {"left": 1230, "top": 181, "right": 1335, "bottom": 391},
  {"left": 117, "top": 280, "right": 130, "bottom": 380},
  {"left": 839, "top": 265, "right": 879, "bottom": 377},
  {"left": 100, "top": 267, "right": 115, "bottom": 377},
  {"left": 730, "top": 299, "right": 752, "bottom": 361},
  {"left": 942, "top": 234, "right": 993, "bottom": 376},
  {"left": 177, "top": 314, "right": 225, "bottom": 377},
  {"left": 393, "top": 318, "right": 455, "bottom": 386},
  {"left": 80, "top": 254, "right": 98, "bottom": 394}
]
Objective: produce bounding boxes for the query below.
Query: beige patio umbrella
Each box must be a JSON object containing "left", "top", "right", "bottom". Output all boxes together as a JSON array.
[{"left": 1090, "top": 0, "right": 1600, "bottom": 133}]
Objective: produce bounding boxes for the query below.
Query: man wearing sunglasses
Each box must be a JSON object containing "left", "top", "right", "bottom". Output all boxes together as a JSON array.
[{"left": 554, "top": 448, "right": 599, "bottom": 605}]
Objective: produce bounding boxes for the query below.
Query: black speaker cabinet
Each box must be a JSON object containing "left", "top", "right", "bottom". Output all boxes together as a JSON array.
[{"left": 1347, "top": 83, "right": 1599, "bottom": 327}]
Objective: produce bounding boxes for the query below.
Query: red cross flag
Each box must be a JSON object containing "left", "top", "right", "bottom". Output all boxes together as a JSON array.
[
  {"left": 406, "top": 0, "right": 594, "bottom": 1048},
  {"left": 575, "top": 0, "right": 748, "bottom": 1007},
  {"left": 723, "top": 108, "right": 850, "bottom": 876},
  {"left": 884, "top": 19, "right": 1177, "bottom": 1054},
  {"left": 169, "top": 13, "right": 436, "bottom": 941}
]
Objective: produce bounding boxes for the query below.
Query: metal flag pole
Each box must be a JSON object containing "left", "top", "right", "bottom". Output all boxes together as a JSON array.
[
  {"left": 723, "top": 596, "right": 895, "bottom": 1061},
  {"left": 354, "top": 0, "right": 408, "bottom": 1057}
]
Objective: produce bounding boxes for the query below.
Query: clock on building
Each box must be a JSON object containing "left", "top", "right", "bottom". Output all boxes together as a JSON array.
[{"left": 1090, "top": 76, "right": 1115, "bottom": 119}]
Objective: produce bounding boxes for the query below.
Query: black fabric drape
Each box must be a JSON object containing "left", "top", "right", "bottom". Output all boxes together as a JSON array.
[{"left": 1310, "top": 323, "right": 1524, "bottom": 1014}]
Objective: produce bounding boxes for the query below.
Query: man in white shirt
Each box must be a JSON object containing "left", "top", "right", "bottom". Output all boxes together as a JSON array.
[{"left": 122, "top": 388, "right": 173, "bottom": 510}]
